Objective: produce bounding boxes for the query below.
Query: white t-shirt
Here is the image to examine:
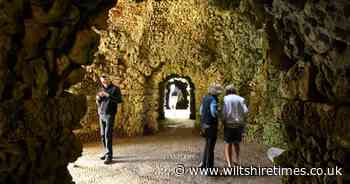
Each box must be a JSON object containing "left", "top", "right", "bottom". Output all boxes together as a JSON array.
[{"left": 222, "top": 94, "right": 248, "bottom": 127}]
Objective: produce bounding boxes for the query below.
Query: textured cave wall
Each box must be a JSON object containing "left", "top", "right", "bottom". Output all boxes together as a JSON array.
[
  {"left": 239, "top": 0, "right": 350, "bottom": 183},
  {"left": 73, "top": 1, "right": 350, "bottom": 183},
  {"left": 205, "top": 4, "right": 271, "bottom": 144},
  {"left": 75, "top": 0, "right": 266, "bottom": 138},
  {"left": 93, "top": 0, "right": 224, "bottom": 135},
  {"left": 271, "top": 0, "right": 350, "bottom": 183},
  {"left": 0, "top": 0, "right": 116, "bottom": 183}
]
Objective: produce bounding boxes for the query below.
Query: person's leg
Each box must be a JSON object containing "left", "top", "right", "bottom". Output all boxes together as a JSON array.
[
  {"left": 207, "top": 127, "right": 217, "bottom": 168},
  {"left": 105, "top": 115, "right": 115, "bottom": 162},
  {"left": 224, "top": 143, "right": 233, "bottom": 167},
  {"left": 201, "top": 128, "right": 209, "bottom": 168},
  {"left": 228, "top": 144, "right": 233, "bottom": 165},
  {"left": 224, "top": 143, "right": 229, "bottom": 167},
  {"left": 99, "top": 117, "right": 107, "bottom": 159},
  {"left": 232, "top": 127, "right": 243, "bottom": 165},
  {"left": 224, "top": 127, "right": 233, "bottom": 167},
  {"left": 233, "top": 143, "right": 240, "bottom": 164}
]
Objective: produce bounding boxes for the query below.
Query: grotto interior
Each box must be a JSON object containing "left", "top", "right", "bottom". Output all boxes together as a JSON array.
[{"left": 0, "top": 0, "right": 349, "bottom": 184}]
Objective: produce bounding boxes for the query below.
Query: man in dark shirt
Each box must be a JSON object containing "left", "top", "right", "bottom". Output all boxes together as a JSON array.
[
  {"left": 96, "top": 75, "right": 122, "bottom": 164},
  {"left": 198, "top": 84, "right": 222, "bottom": 173}
]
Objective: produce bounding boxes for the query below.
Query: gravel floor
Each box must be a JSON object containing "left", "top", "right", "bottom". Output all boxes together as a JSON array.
[{"left": 69, "top": 120, "right": 281, "bottom": 184}]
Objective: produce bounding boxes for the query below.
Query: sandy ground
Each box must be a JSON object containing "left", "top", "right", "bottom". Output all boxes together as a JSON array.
[{"left": 69, "top": 119, "right": 281, "bottom": 184}]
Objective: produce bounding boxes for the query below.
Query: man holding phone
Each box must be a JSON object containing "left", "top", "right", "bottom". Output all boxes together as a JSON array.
[{"left": 96, "top": 75, "right": 122, "bottom": 164}]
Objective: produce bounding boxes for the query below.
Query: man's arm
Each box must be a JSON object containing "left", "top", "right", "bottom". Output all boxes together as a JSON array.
[
  {"left": 210, "top": 99, "right": 218, "bottom": 118},
  {"left": 96, "top": 92, "right": 102, "bottom": 115},
  {"left": 96, "top": 96, "right": 101, "bottom": 105},
  {"left": 96, "top": 89, "right": 102, "bottom": 105},
  {"left": 222, "top": 98, "right": 227, "bottom": 120},
  {"left": 242, "top": 99, "right": 248, "bottom": 114},
  {"left": 241, "top": 99, "right": 248, "bottom": 134},
  {"left": 106, "top": 86, "right": 122, "bottom": 103}
]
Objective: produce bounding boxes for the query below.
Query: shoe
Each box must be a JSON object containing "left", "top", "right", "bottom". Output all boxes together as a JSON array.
[
  {"left": 232, "top": 161, "right": 240, "bottom": 166},
  {"left": 197, "top": 162, "right": 204, "bottom": 168},
  {"left": 204, "top": 170, "right": 216, "bottom": 177},
  {"left": 104, "top": 158, "right": 113, "bottom": 165},
  {"left": 99, "top": 155, "right": 106, "bottom": 160}
]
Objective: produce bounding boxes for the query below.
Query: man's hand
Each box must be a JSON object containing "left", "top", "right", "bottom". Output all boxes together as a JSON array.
[{"left": 97, "top": 91, "right": 109, "bottom": 97}]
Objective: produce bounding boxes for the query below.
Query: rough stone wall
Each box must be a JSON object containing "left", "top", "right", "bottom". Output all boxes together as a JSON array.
[
  {"left": 241, "top": 0, "right": 350, "bottom": 183},
  {"left": 271, "top": 0, "right": 350, "bottom": 183},
  {"left": 89, "top": 0, "right": 224, "bottom": 136},
  {"left": 77, "top": 0, "right": 265, "bottom": 138},
  {"left": 1, "top": 0, "right": 347, "bottom": 183},
  {"left": 72, "top": 0, "right": 350, "bottom": 182},
  {"left": 0, "top": 0, "right": 116, "bottom": 183},
  {"left": 205, "top": 5, "right": 270, "bottom": 144}
]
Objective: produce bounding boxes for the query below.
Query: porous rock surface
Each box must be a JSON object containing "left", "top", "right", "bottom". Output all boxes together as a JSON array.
[{"left": 0, "top": 0, "right": 116, "bottom": 183}]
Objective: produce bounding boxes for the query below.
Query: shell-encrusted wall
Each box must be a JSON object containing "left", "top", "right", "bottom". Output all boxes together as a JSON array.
[
  {"left": 76, "top": 0, "right": 264, "bottom": 137},
  {"left": 0, "top": 0, "right": 117, "bottom": 183}
]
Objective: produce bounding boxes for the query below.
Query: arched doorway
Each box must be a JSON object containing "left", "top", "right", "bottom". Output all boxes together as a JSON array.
[{"left": 158, "top": 74, "right": 195, "bottom": 121}]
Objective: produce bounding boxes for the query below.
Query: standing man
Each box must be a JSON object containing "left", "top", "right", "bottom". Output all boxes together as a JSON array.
[
  {"left": 222, "top": 85, "right": 248, "bottom": 167},
  {"left": 96, "top": 75, "right": 122, "bottom": 164},
  {"left": 199, "top": 84, "right": 222, "bottom": 172}
]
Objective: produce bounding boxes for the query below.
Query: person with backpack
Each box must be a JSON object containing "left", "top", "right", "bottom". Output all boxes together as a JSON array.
[
  {"left": 198, "top": 84, "right": 223, "bottom": 172},
  {"left": 222, "top": 85, "right": 248, "bottom": 167},
  {"left": 96, "top": 75, "right": 123, "bottom": 164}
]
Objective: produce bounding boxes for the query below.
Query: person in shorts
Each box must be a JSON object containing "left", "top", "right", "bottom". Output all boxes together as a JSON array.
[{"left": 222, "top": 85, "right": 248, "bottom": 167}]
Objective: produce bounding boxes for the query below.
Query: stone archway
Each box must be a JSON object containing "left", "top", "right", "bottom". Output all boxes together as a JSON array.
[{"left": 158, "top": 74, "right": 196, "bottom": 121}]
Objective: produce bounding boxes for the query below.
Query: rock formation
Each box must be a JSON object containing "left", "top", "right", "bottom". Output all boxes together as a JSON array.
[
  {"left": 0, "top": 0, "right": 116, "bottom": 183},
  {"left": 269, "top": 0, "right": 350, "bottom": 183},
  {"left": 76, "top": 0, "right": 349, "bottom": 183},
  {"left": 76, "top": 0, "right": 264, "bottom": 138},
  {"left": 242, "top": 0, "right": 350, "bottom": 183},
  {"left": 0, "top": 0, "right": 348, "bottom": 183}
]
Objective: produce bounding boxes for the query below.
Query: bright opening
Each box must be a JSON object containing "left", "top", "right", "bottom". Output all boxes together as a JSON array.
[{"left": 164, "top": 78, "right": 191, "bottom": 119}]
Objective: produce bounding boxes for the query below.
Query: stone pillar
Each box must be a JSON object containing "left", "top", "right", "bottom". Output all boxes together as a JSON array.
[{"left": 0, "top": 0, "right": 116, "bottom": 183}]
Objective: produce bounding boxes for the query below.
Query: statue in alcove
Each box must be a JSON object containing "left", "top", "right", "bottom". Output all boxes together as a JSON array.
[
  {"left": 165, "top": 81, "right": 189, "bottom": 110},
  {"left": 174, "top": 81, "right": 189, "bottom": 110},
  {"left": 169, "top": 84, "right": 181, "bottom": 111}
]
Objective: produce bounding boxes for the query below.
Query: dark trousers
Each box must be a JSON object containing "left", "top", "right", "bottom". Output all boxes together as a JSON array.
[
  {"left": 201, "top": 126, "right": 218, "bottom": 168},
  {"left": 99, "top": 114, "right": 115, "bottom": 159}
]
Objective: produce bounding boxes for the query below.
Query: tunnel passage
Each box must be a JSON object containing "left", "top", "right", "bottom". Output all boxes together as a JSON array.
[
  {"left": 158, "top": 74, "right": 196, "bottom": 121},
  {"left": 70, "top": 0, "right": 349, "bottom": 183}
]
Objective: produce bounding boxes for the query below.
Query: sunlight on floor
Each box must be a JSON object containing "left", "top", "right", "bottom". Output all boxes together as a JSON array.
[{"left": 164, "top": 109, "right": 190, "bottom": 119}]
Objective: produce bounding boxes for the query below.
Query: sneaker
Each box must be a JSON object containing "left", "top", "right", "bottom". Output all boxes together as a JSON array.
[
  {"left": 99, "top": 155, "right": 106, "bottom": 160},
  {"left": 197, "top": 162, "right": 204, "bottom": 168},
  {"left": 104, "top": 158, "right": 113, "bottom": 165}
]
